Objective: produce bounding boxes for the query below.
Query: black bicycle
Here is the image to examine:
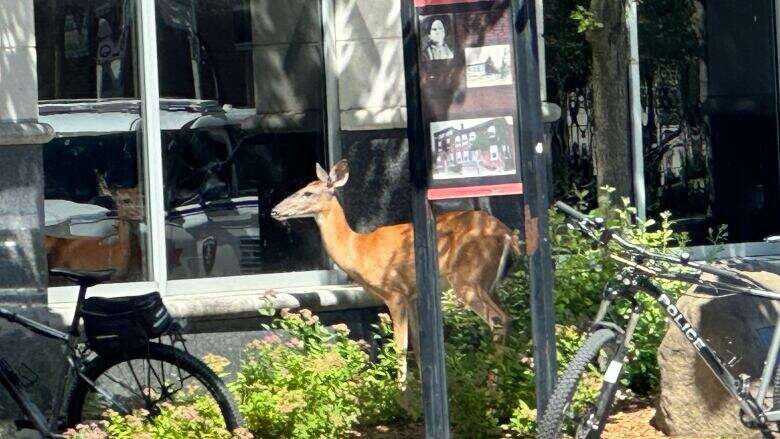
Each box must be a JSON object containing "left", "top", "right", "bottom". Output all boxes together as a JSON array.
[
  {"left": 538, "top": 201, "right": 780, "bottom": 439},
  {"left": 1, "top": 268, "right": 240, "bottom": 438}
]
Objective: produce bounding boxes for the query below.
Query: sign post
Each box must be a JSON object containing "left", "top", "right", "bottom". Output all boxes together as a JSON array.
[
  {"left": 510, "top": 0, "right": 557, "bottom": 413},
  {"left": 401, "top": 0, "right": 555, "bottom": 433},
  {"left": 401, "top": 0, "right": 451, "bottom": 437}
]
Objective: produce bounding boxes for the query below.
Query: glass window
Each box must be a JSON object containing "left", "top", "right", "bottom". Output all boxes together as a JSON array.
[
  {"left": 35, "top": 0, "right": 150, "bottom": 286},
  {"left": 155, "top": 0, "right": 329, "bottom": 280}
]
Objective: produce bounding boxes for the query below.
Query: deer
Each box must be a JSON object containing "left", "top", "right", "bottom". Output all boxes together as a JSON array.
[
  {"left": 45, "top": 174, "right": 144, "bottom": 283},
  {"left": 271, "top": 159, "right": 520, "bottom": 382}
]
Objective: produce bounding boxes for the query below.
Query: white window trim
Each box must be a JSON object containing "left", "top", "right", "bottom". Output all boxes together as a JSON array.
[
  {"left": 137, "top": 0, "right": 168, "bottom": 292},
  {"left": 47, "top": 0, "right": 346, "bottom": 303},
  {"left": 48, "top": 281, "right": 159, "bottom": 304},
  {"left": 165, "top": 270, "right": 341, "bottom": 296}
]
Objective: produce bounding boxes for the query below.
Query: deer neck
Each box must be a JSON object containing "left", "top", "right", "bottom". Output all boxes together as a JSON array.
[
  {"left": 316, "top": 198, "right": 361, "bottom": 273},
  {"left": 115, "top": 217, "right": 131, "bottom": 243},
  {"left": 110, "top": 215, "right": 134, "bottom": 272}
]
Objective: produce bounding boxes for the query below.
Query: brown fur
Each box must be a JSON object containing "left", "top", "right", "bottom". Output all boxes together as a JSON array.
[
  {"left": 272, "top": 160, "right": 520, "bottom": 381},
  {"left": 46, "top": 175, "right": 143, "bottom": 282}
]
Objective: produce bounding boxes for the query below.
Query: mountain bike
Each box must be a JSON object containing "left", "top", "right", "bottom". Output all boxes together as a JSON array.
[
  {"left": 1, "top": 268, "right": 240, "bottom": 438},
  {"left": 538, "top": 201, "right": 780, "bottom": 439}
]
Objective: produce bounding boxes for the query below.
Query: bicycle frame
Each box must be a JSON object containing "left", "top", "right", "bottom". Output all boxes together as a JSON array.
[
  {"left": 553, "top": 201, "right": 780, "bottom": 433},
  {"left": 0, "top": 283, "right": 94, "bottom": 438},
  {"left": 599, "top": 273, "right": 780, "bottom": 428}
]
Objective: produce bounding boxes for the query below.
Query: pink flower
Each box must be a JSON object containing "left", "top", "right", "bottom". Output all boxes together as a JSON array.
[
  {"left": 285, "top": 337, "right": 304, "bottom": 349},
  {"left": 332, "top": 323, "right": 350, "bottom": 335},
  {"left": 261, "top": 333, "right": 282, "bottom": 344}
]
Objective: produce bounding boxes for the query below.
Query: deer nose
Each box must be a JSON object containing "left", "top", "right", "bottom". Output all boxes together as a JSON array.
[{"left": 270, "top": 209, "right": 281, "bottom": 219}]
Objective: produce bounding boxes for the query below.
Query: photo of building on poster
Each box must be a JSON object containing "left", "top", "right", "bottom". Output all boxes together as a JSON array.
[
  {"left": 430, "top": 116, "right": 517, "bottom": 180},
  {"left": 465, "top": 45, "right": 513, "bottom": 88}
]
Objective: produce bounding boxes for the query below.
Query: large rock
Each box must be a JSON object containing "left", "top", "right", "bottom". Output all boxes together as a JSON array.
[{"left": 654, "top": 270, "right": 780, "bottom": 437}]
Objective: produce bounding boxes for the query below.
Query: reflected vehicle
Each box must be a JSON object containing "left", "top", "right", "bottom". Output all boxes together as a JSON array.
[{"left": 40, "top": 99, "right": 262, "bottom": 280}]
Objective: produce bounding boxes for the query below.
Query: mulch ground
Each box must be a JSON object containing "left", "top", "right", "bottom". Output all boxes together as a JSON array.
[{"left": 603, "top": 399, "right": 680, "bottom": 439}]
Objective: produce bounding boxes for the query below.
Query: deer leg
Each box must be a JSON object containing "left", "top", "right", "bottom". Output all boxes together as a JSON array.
[
  {"left": 407, "top": 297, "right": 421, "bottom": 375},
  {"left": 386, "top": 300, "right": 409, "bottom": 386},
  {"left": 454, "top": 283, "right": 510, "bottom": 344}
]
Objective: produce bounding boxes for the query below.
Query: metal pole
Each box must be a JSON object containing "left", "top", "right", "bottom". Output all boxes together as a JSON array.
[
  {"left": 627, "top": 0, "right": 646, "bottom": 220},
  {"left": 512, "top": 0, "right": 557, "bottom": 415},
  {"left": 400, "top": 1, "right": 451, "bottom": 438},
  {"left": 535, "top": 0, "right": 547, "bottom": 102}
]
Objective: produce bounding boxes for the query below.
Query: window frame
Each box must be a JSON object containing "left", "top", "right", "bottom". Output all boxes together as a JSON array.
[{"left": 47, "top": 0, "right": 344, "bottom": 303}]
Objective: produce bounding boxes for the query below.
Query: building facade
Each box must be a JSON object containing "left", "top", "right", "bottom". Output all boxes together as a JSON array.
[{"left": 0, "top": 0, "right": 448, "bottom": 427}]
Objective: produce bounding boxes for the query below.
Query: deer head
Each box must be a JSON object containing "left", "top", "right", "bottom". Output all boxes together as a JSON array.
[
  {"left": 270, "top": 160, "right": 349, "bottom": 221},
  {"left": 97, "top": 173, "right": 144, "bottom": 222}
]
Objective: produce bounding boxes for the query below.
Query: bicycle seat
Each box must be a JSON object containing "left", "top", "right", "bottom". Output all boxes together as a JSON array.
[{"left": 49, "top": 269, "right": 116, "bottom": 288}]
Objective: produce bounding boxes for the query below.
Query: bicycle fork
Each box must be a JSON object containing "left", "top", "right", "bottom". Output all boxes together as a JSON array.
[
  {"left": 584, "top": 289, "right": 644, "bottom": 439},
  {"left": 0, "top": 359, "right": 65, "bottom": 438}
]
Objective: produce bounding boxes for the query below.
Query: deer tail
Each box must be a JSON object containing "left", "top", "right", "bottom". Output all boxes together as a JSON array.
[{"left": 491, "top": 234, "right": 521, "bottom": 293}]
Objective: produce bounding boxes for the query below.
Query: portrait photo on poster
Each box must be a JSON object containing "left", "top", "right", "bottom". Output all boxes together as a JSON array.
[
  {"left": 465, "top": 44, "right": 513, "bottom": 88},
  {"left": 430, "top": 116, "right": 517, "bottom": 180},
  {"left": 420, "top": 14, "right": 456, "bottom": 61}
]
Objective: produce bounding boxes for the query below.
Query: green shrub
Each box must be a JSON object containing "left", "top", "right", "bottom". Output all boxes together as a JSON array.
[
  {"left": 445, "top": 189, "right": 690, "bottom": 437},
  {"left": 66, "top": 189, "right": 693, "bottom": 439},
  {"left": 232, "top": 309, "right": 408, "bottom": 439},
  {"left": 66, "top": 310, "right": 408, "bottom": 439},
  {"left": 63, "top": 402, "right": 254, "bottom": 439}
]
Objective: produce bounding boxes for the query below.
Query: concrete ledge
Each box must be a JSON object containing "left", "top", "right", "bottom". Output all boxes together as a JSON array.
[
  {"left": 0, "top": 121, "right": 54, "bottom": 146},
  {"left": 47, "top": 284, "right": 384, "bottom": 331},
  {"left": 165, "top": 284, "right": 382, "bottom": 320}
]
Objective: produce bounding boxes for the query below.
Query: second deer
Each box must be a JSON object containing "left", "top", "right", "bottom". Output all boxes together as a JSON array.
[
  {"left": 46, "top": 174, "right": 144, "bottom": 282},
  {"left": 271, "top": 160, "right": 520, "bottom": 381}
]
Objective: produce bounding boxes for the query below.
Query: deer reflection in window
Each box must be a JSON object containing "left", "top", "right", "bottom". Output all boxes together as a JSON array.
[{"left": 46, "top": 173, "right": 144, "bottom": 283}]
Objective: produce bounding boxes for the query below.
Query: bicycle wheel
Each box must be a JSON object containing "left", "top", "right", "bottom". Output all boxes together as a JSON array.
[
  {"left": 64, "top": 342, "right": 240, "bottom": 431},
  {"left": 538, "top": 328, "right": 622, "bottom": 439}
]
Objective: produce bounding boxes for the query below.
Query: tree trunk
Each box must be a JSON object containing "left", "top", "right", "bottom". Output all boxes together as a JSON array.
[{"left": 587, "top": 0, "right": 633, "bottom": 204}]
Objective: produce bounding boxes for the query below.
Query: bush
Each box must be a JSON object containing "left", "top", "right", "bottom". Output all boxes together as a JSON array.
[
  {"left": 67, "top": 190, "right": 691, "bottom": 439},
  {"left": 443, "top": 190, "right": 689, "bottom": 437},
  {"left": 232, "top": 309, "right": 408, "bottom": 439},
  {"left": 63, "top": 403, "right": 253, "bottom": 439},
  {"left": 66, "top": 310, "right": 408, "bottom": 439}
]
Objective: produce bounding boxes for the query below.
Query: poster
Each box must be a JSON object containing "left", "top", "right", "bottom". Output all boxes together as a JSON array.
[
  {"left": 430, "top": 116, "right": 516, "bottom": 180},
  {"left": 413, "top": 0, "right": 522, "bottom": 197},
  {"left": 465, "top": 45, "right": 513, "bottom": 88}
]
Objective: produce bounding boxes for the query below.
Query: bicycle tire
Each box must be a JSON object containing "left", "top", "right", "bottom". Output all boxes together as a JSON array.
[
  {"left": 63, "top": 342, "right": 240, "bottom": 431},
  {"left": 538, "top": 328, "right": 620, "bottom": 439}
]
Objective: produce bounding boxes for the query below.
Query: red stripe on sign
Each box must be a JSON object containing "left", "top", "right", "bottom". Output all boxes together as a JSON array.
[
  {"left": 427, "top": 183, "right": 523, "bottom": 200},
  {"left": 414, "top": 0, "right": 486, "bottom": 5}
]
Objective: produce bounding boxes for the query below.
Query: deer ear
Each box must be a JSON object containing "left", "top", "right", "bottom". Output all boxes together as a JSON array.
[
  {"left": 329, "top": 159, "right": 349, "bottom": 188},
  {"left": 315, "top": 163, "right": 329, "bottom": 183},
  {"left": 96, "top": 172, "right": 111, "bottom": 197}
]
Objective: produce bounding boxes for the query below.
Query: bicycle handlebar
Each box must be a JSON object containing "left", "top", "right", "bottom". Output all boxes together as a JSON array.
[
  {"left": 554, "top": 201, "right": 762, "bottom": 289},
  {"left": 554, "top": 201, "right": 592, "bottom": 224}
]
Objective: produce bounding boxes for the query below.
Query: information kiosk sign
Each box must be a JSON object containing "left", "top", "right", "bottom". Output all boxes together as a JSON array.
[{"left": 412, "top": 0, "right": 523, "bottom": 200}]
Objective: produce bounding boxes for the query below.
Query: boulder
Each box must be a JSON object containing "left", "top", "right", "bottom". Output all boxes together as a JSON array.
[{"left": 654, "top": 270, "right": 780, "bottom": 438}]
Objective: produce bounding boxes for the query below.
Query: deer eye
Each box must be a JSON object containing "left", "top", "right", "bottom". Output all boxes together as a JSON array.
[{"left": 303, "top": 191, "right": 314, "bottom": 197}]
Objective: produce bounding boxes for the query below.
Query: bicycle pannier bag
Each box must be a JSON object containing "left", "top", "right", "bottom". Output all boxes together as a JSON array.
[{"left": 81, "top": 292, "right": 174, "bottom": 357}]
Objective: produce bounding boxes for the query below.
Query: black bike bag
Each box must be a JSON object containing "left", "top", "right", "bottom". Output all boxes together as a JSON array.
[{"left": 81, "top": 292, "right": 174, "bottom": 357}]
